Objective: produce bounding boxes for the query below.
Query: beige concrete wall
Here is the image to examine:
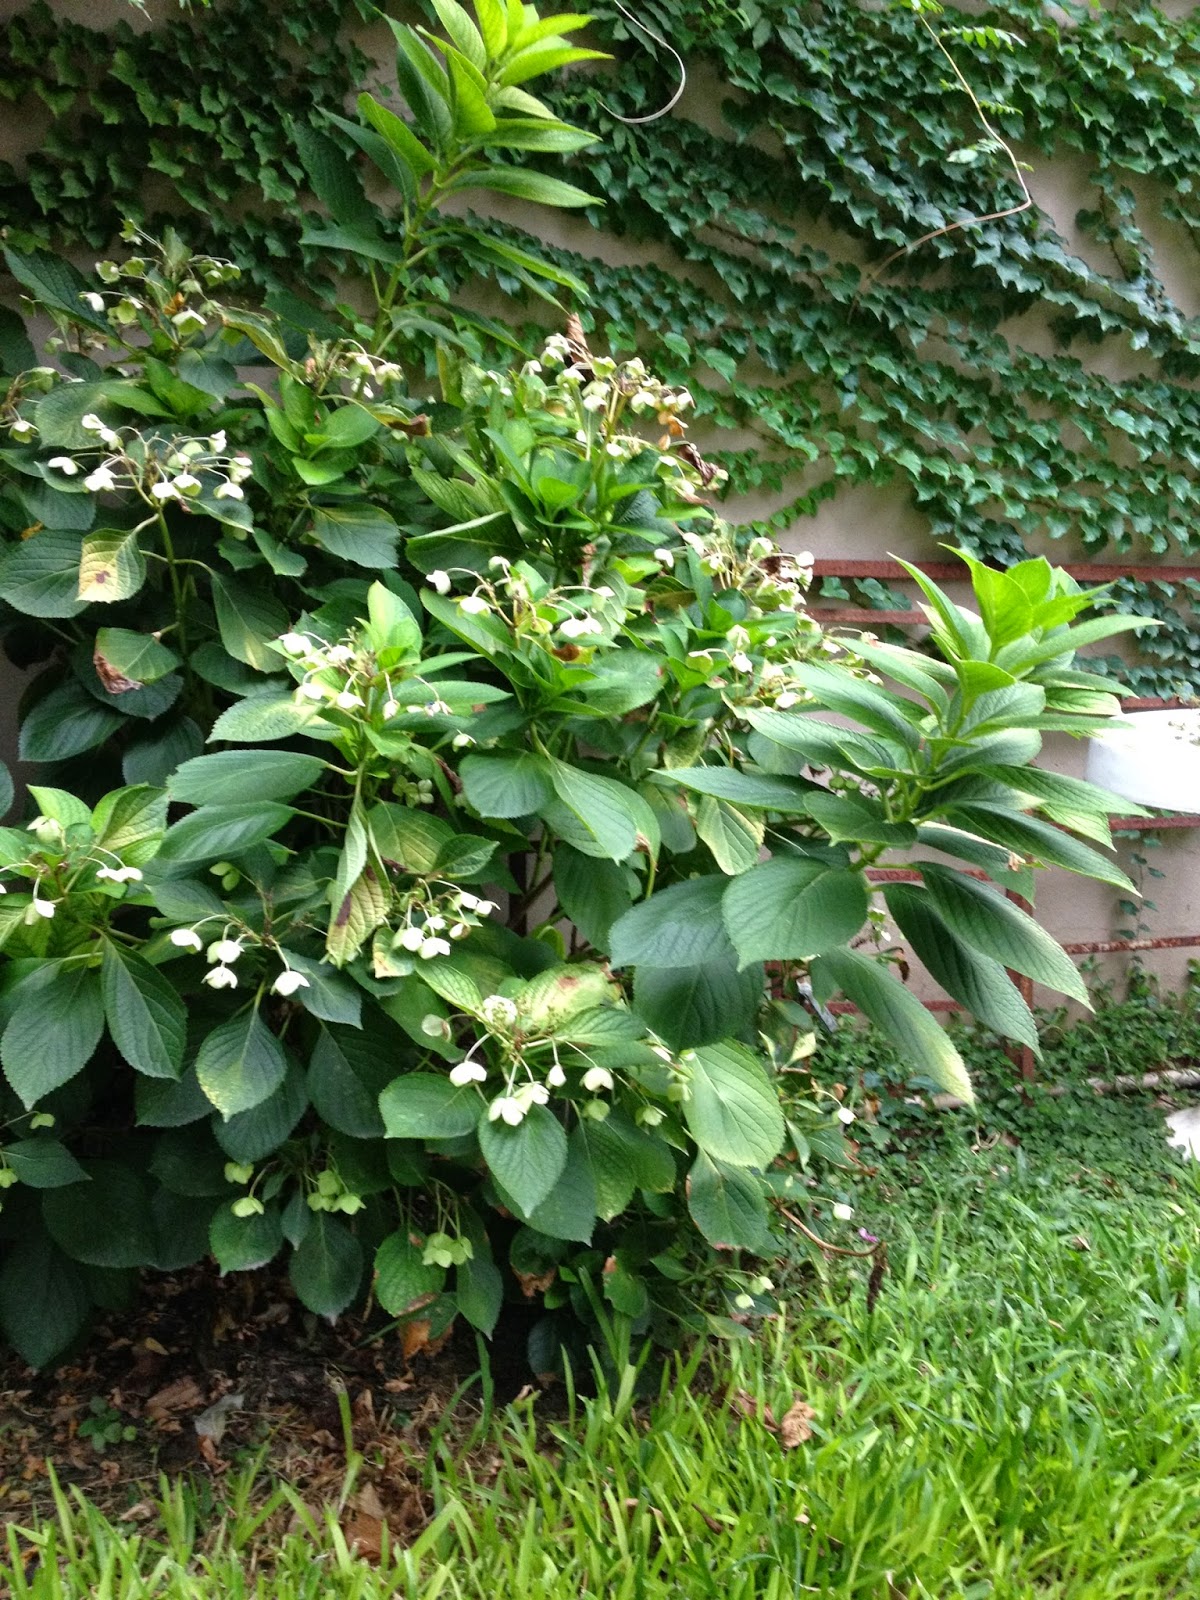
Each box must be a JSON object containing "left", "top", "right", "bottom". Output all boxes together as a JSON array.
[{"left": 3, "top": 0, "right": 1199, "bottom": 1004}]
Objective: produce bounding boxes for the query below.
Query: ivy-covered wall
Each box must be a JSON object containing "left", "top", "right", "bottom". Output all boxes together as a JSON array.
[{"left": 3, "top": 0, "right": 1200, "bottom": 978}]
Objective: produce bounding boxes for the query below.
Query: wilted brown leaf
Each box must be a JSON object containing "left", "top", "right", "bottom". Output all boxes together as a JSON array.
[
  {"left": 145, "top": 1376, "right": 204, "bottom": 1421},
  {"left": 779, "top": 1397, "right": 816, "bottom": 1449}
]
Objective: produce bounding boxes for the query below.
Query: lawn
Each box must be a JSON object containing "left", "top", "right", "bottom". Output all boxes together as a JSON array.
[{"left": 5, "top": 1039, "right": 1200, "bottom": 1599}]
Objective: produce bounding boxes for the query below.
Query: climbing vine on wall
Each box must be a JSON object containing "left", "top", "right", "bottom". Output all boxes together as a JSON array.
[{"left": 4, "top": 0, "right": 1200, "bottom": 693}]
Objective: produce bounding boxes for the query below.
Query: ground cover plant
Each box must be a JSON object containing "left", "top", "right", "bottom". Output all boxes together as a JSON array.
[
  {"left": 0, "top": 0, "right": 1153, "bottom": 1379},
  {"left": 4, "top": 1037, "right": 1200, "bottom": 1598}
]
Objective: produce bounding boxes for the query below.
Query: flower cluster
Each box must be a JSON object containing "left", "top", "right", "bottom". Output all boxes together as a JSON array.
[
  {"left": 380, "top": 884, "right": 496, "bottom": 973},
  {"left": 168, "top": 923, "right": 311, "bottom": 998},
  {"left": 39, "top": 418, "right": 253, "bottom": 506}
]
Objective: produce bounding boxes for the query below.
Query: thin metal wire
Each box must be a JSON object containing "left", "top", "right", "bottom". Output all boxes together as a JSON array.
[{"left": 598, "top": 1, "right": 687, "bottom": 125}]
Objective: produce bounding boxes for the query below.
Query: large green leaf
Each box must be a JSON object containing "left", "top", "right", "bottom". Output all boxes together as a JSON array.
[
  {"left": 210, "top": 1204, "right": 284, "bottom": 1274},
  {"left": 920, "top": 865, "right": 1090, "bottom": 1004},
  {"left": 805, "top": 790, "right": 917, "bottom": 848},
  {"left": 3, "top": 248, "right": 110, "bottom": 331},
  {"left": 211, "top": 1058, "right": 309, "bottom": 1164},
  {"left": 940, "top": 803, "right": 1132, "bottom": 891},
  {"left": 208, "top": 691, "right": 322, "bottom": 743},
  {"left": 694, "top": 795, "right": 762, "bottom": 874},
  {"left": 93, "top": 628, "right": 179, "bottom": 686},
  {"left": 682, "top": 1040, "right": 785, "bottom": 1168},
  {"left": 101, "top": 941, "right": 187, "bottom": 1080},
  {"left": 3, "top": 1138, "right": 88, "bottom": 1189},
  {"left": 310, "top": 505, "right": 399, "bottom": 568},
  {"left": 374, "top": 1230, "right": 444, "bottom": 1316},
  {"left": 610, "top": 875, "right": 733, "bottom": 969},
  {"left": 546, "top": 761, "right": 641, "bottom": 861},
  {"left": 378, "top": 1073, "right": 483, "bottom": 1139},
  {"left": 460, "top": 751, "right": 552, "bottom": 817},
  {"left": 195, "top": 1012, "right": 289, "bottom": 1119},
  {"left": 553, "top": 846, "right": 634, "bottom": 954},
  {"left": 454, "top": 166, "right": 598, "bottom": 207},
  {"left": 883, "top": 883, "right": 1038, "bottom": 1051},
  {"left": 0, "top": 530, "right": 87, "bottom": 618},
  {"left": 169, "top": 749, "right": 327, "bottom": 806},
  {"left": 309, "top": 1025, "right": 396, "bottom": 1138},
  {"left": 687, "top": 1151, "right": 773, "bottom": 1251},
  {"left": 212, "top": 574, "right": 290, "bottom": 672},
  {"left": 633, "top": 956, "right": 762, "bottom": 1050},
  {"left": 0, "top": 1233, "right": 91, "bottom": 1369},
  {"left": 1, "top": 965, "right": 104, "bottom": 1108},
  {"left": 664, "top": 767, "right": 812, "bottom": 809},
  {"left": 158, "top": 801, "right": 295, "bottom": 863},
  {"left": 43, "top": 1160, "right": 157, "bottom": 1268},
  {"left": 478, "top": 1103, "right": 568, "bottom": 1214},
  {"left": 19, "top": 682, "right": 122, "bottom": 763},
  {"left": 812, "top": 946, "right": 974, "bottom": 1103},
  {"left": 289, "top": 1212, "right": 364, "bottom": 1317},
  {"left": 722, "top": 858, "right": 868, "bottom": 968},
  {"left": 91, "top": 784, "right": 168, "bottom": 864}
]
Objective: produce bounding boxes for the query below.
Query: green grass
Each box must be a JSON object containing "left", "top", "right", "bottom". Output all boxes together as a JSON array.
[{"left": 6, "top": 1078, "right": 1200, "bottom": 1597}]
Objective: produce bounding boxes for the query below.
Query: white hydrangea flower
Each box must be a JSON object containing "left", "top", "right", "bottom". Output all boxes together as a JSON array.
[
  {"left": 458, "top": 595, "right": 490, "bottom": 615},
  {"left": 429, "top": 570, "right": 452, "bottom": 595},
  {"left": 398, "top": 927, "right": 426, "bottom": 952},
  {"left": 419, "top": 936, "right": 451, "bottom": 960},
  {"left": 207, "top": 938, "right": 243, "bottom": 965},
  {"left": 449, "top": 922, "right": 469, "bottom": 940},
  {"left": 279, "top": 632, "right": 308, "bottom": 655},
  {"left": 47, "top": 457, "right": 79, "bottom": 476},
  {"left": 27, "top": 815, "right": 63, "bottom": 842},
  {"left": 559, "top": 615, "right": 603, "bottom": 639},
  {"left": 84, "top": 465, "right": 119, "bottom": 493},
  {"left": 272, "top": 969, "right": 310, "bottom": 997},
  {"left": 832, "top": 1202, "right": 854, "bottom": 1222},
  {"left": 488, "top": 1095, "right": 525, "bottom": 1126},
  {"left": 581, "top": 1065, "right": 614, "bottom": 1093},
  {"left": 452, "top": 732, "right": 474, "bottom": 749},
  {"left": 472, "top": 899, "right": 497, "bottom": 917},
  {"left": 518, "top": 1082, "right": 550, "bottom": 1109},
  {"left": 775, "top": 691, "right": 799, "bottom": 709},
  {"left": 204, "top": 965, "right": 238, "bottom": 990},
  {"left": 654, "top": 548, "right": 675, "bottom": 568},
  {"left": 449, "top": 1060, "right": 488, "bottom": 1087},
  {"left": 172, "top": 308, "right": 207, "bottom": 336},
  {"left": 480, "top": 994, "right": 518, "bottom": 1030}
]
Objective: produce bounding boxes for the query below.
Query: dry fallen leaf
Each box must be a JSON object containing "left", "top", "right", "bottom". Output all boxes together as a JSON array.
[
  {"left": 401, "top": 1320, "right": 431, "bottom": 1361},
  {"left": 194, "top": 1393, "right": 244, "bottom": 1444},
  {"left": 731, "top": 1389, "right": 777, "bottom": 1430},
  {"left": 779, "top": 1397, "right": 816, "bottom": 1449},
  {"left": 145, "top": 1376, "right": 204, "bottom": 1421}
]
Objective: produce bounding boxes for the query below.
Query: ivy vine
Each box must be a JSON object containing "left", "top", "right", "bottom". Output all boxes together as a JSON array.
[{"left": 4, "top": 0, "right": 1200, "bottom": 693}]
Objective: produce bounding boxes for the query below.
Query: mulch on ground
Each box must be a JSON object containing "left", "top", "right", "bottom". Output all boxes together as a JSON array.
[{"left": 0, "top": 1262, "right": 540, "bottom": 1543}]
